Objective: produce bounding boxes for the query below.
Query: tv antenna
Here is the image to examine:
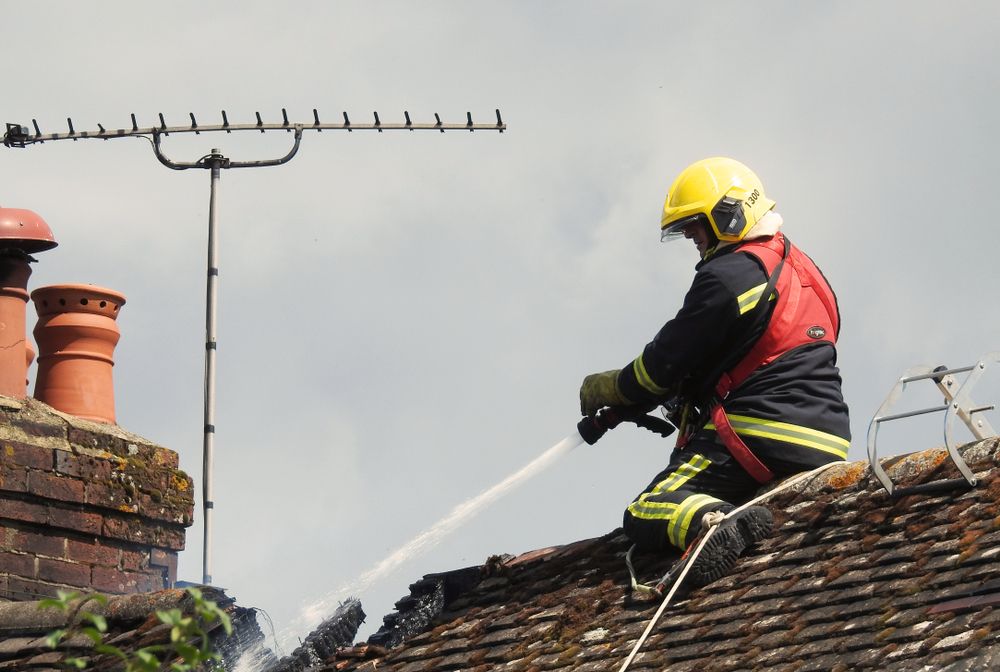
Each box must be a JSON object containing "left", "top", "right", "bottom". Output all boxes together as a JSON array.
[{"left": 4, "top": 108, "right": 506, "bottom": 586}]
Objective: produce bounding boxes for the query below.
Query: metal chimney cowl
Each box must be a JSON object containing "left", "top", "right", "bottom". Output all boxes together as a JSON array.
[{"left": 0, "top": 206, "right": 57, "bottom": 399}]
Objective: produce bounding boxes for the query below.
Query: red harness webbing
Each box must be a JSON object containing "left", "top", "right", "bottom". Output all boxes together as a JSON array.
[
  {"left": 677, "top": 234, "right": 839, "bottom": 486},
  {"left": 711, "top": 405, "right": 775, "bottom": 484},
  {"left": 713, "top": 233, "right": 836, "bottom": 485}
]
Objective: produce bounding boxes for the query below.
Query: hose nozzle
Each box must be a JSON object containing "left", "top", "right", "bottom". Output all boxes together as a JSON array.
[
  {"left": 576, "top": 415, "right": 611, "bottom": 446},
  {"left": 577, "top": 405, "right": 676, "bottom": 445}
]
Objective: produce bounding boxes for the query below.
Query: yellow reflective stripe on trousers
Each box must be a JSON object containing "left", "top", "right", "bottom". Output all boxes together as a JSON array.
[
  {"left": 627, "top": 500, "right": 679, "bottom": 521},
  {"left": 705, "top": 413, "right": 849, "bottom": 459},
  {"left": 627, "top": 455, "right": 712, "bottom": 522},
  {"left": 649, "top": 455, "right": 711, "bottom": 495},
  {"left": 736, "top": 282, "right": 776, "bottom": 315},
  {"left": 668, "top": 494, "right": 721, "bottom": 548},
  {"left": 632, "top": 355, "right": 669, "bottom": 395}
]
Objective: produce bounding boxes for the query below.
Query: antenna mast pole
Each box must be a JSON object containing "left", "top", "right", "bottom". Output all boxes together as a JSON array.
[
  {"left": 203, "top": 152, "right": 222, "bottom": 584},
  {"left": 4, "top": 109, "right": 506, "bottom": 587}
]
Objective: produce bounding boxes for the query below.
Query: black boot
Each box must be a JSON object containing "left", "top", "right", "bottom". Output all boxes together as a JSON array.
[{"left": 684, "top": 505, "right": 773, "bottom": 589}]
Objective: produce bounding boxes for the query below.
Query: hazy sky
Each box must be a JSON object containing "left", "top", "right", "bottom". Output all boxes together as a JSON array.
[{"left": 4, "top": 0, "right": 999, "bottom": 649}]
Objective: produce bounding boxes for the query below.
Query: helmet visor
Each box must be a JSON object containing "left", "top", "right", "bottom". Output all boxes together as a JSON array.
[{"left": 660, "top": 214, "right": 709, "bottom": 243}]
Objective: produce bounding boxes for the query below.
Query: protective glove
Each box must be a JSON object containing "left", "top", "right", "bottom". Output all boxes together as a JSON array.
[{"left": 579, "top": 369, "right": 630, "bottom": 416}]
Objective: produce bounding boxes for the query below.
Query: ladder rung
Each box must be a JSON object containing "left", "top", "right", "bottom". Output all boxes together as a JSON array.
[
  {"left": 875, "top": 404, "right": 949, "bottom": 423},
  {"left": 901, "top": 365, "right": 974, "bottom": 384}
]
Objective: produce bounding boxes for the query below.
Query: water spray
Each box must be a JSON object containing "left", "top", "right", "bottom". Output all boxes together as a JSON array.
[
  {"left": 284, "top": 431, "right": 584, "bottom": 646},
  {"left": 278, "top": 406, "right": 676, "bottom": 653}
]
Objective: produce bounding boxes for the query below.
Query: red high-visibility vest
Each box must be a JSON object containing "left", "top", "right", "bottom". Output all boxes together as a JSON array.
[
  {"left": 711, "top": 232, "right": 841, "bottom": 483},
  {"left": 716, "top": 232, "right": 840, "bottom": 397}
]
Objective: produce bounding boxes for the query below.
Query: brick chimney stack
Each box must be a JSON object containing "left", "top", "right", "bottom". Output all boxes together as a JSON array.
[{"left": 0, "top": 397, "right": 194, "bottom": 600}]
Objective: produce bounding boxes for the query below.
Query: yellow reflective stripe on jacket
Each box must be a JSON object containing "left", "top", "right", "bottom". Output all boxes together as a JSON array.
[
  {"left": 650, "top": 455, "right": 712, "bottom": 495},
  {"left": 736, "top": 282, "right": 776, "bottom": 315},
  {"left": 705, "top": 413, "right": 849, "bottom": 459},
  {"left": 668, "top": 494, "right": 721, "bottom": 548},
  {"left": 632, "top": 355, "right": 669, "bottom": 395}
]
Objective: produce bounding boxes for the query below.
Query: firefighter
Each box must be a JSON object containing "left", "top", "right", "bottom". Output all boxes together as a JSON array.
[{"left": 580, "top": 157, "right": 850, "bottom": 587}]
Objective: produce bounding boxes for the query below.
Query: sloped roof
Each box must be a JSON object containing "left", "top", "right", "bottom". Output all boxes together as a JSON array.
[
  {"left": 319, "top": 438, "right": 1000, "bottom": 671},
  {"left": 0, "top": 587, "right": 263, "bottom": 670}
]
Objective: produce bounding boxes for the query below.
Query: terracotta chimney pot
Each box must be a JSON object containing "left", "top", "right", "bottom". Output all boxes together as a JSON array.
[
  {"left": 0, "top": 205, "right": 57, "bottom": 399},
  {"left": 31, "top": 284, "right": 126, "bottom": 424},
  {"left": 0, "top": 255, "right": 31, "bottom": 398}
]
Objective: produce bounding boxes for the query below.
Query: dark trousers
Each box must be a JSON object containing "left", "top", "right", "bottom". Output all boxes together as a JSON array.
[{"left": 623, "top": 435, "right": 761, "bottom": 552}]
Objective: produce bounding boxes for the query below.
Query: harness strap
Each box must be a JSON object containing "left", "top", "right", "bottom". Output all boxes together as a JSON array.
[
  {"left": 716, "top": 235, "right": 790, "bottom": 399},
  {"left": 710, "top": 404, "right": 774, "bottom": 484},
  {"left": 795, "top": 251, "right": 840, "bottom": 337}
]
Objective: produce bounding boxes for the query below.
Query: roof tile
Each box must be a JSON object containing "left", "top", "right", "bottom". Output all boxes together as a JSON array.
[
  {"left": 572, "top": 660, "right": 618, "bottom": 672},
  {"left": 740, "top": 596, "right": 793, "bottom": 616},
  {"left": 693, "top": 605, "right": 747, "bottom": 626},
  {"left": 972, "top": 608, "right": 1000, "bottom": 627},
  {"left": 0, "top": 637, "right": 40, "bottom": 656},
  {"left": 750, "top": 643, "right": 805, "bottom": 668},
  {"left": 827, "top": 567, "right": 877, "bottom": 587},
  {"left": 477, "top": 627, "right": 522, "bottom": 647},
  {"left": 795, "top": 652, "right": 849, "bottom": 671},
  {"left": 434, "top": 636, "right": 472, "bottom": 656},
  {"left": 527, "top": 605, "right": 566, "bottom": 621},
  {"left": 650, "top": 639, "right": 711, "bottom": 662},
  {"left": 837, "top": 596, "right": 892, "bottom": 621},
  {"left": 748, "top": 627, "right": 795, "bottom": 649},
  {"left": 739, "top": 578, "right": 797, "bottom": 601},
  {"left": 701, "top": 619, "right": 750, "bottom": 641},
  {"left": 436, "top": 650, "right": 483, "bottom": 669},
  {"left": 782, "top": 575, "right": 826, "bottom": 596},
  {"left": 746, "top": 613, "right": 792, "bottom": 635},
  {"left": 660, "top": 623, "right": 716, "bottom": 645},
  {"left": 388, "top": 643, "right": 442, "bottom": 663},
  {"left": 884, "top": 639, "right": 923, "bottom": 662},
  {"left": 481, "top": 644, "right": 517, "bottom": 662},
  {"left": 923, "top": 552, "right": 963, "bottom": 571},
  {"left": 797, "top": 621, "right": 846, "bottom": 640},
  {"left": 393, "top": 660, "right": 436, "bottom": 672}
]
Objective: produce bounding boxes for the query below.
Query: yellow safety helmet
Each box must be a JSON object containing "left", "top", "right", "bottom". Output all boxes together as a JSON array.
[{"left": 660, "top": 157, "right": 776, "bottom": 243}]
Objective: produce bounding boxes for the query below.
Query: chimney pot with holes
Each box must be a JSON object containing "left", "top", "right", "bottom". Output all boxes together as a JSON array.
[{"left": 31, "top": 284, "right": 126, "bottom": 423}]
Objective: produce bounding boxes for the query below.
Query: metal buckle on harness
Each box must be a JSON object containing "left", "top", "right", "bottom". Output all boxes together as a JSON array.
[{"left": 867, "top": 351, "right": 999, "bottom": 497}]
